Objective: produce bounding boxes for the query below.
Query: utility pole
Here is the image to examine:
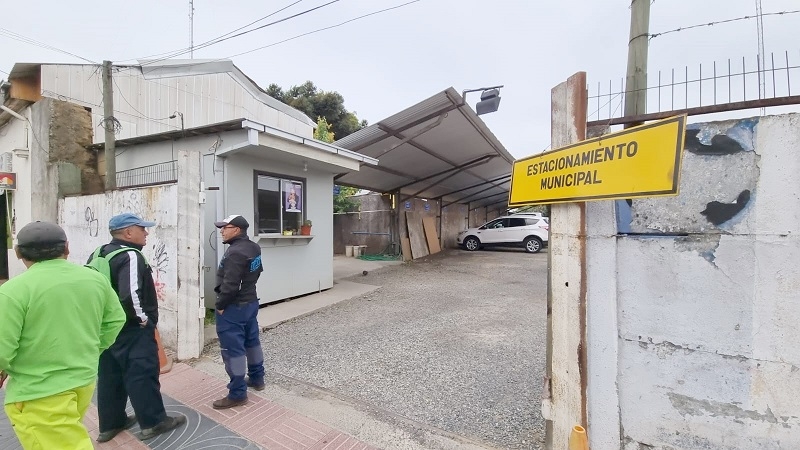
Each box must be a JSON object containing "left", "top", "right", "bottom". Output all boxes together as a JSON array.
[
  {"left": 102, "top": 60, "right": 116, "bottom": 190},
  {"left": 624, "top": 0, "right": 651, "bottom": 126}
]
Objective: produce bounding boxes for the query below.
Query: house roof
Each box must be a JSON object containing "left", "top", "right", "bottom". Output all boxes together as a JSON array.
[
  {"left": 333, "top": 87, "right": 515, "bottom": 210},
  {"left": 88, "top": 118, "right": 378, "bottom": 168},
  {"left": 5, "top": 60, "right": 316, "bottom": 128}
]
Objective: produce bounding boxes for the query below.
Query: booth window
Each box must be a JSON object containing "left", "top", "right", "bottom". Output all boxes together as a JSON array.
[{"left": 255, "top": 173, "right": 305, "bottom": 234}]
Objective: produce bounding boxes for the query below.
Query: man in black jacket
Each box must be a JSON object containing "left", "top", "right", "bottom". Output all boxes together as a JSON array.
[
  {"left": 88, "top": 213, "right": 185, "bottom": 442},
  {"left": 212, "top": 214, "right": 265, "bottom": 409}
]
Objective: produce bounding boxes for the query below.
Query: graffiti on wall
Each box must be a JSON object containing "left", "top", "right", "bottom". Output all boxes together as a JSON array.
[
  {"left": 59, "top": 185, "right": 179, "bottom": 309},
  {"left": 84, "top": 207, "right": 99, "bottom": 237},
  {"left": 151, "top": 239, "right": 170, "bottom": 302}
]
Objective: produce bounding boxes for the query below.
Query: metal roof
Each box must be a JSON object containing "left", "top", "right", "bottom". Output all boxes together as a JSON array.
[
  {"left": 333, "top": 87, "right": 514, "bottom": 209},
  {"left": 87, "top": 118, "right": 378, "bottom": 166}
]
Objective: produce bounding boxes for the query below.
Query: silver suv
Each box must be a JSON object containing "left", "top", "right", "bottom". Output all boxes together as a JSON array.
[{"left": 456, "top": 214, "right": 549, "bottom": 253}]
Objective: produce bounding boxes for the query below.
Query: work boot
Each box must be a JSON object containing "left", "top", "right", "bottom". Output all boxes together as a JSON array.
[
  {"left": 212, "top": 396, "right": 248, "bottom": 409},
  {"left": 246, "top": 377, "right": 265, "bottom": 391},
  {"left": 139, "top": 415, "right": 187, "bottom": 441},
  {"left": 96, "top": 415, "right": 137, "bottom": 443}
]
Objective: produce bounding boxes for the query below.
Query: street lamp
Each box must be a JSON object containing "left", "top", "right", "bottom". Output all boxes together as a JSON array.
[{"left": 461, "top": 85, "right": 504, "bottom": 115}]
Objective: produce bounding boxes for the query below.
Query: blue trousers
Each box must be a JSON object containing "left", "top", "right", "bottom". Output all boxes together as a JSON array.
[{"left": 216, "top": 301, "right": 265, "bottom": 400}]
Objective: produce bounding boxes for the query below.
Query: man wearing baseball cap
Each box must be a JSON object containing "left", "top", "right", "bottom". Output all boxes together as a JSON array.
[
  {"left": 0, "top": 221, "right": 126, "bottom": 449},
  {"left": 88, "top": 213, "right": 185, "bottom": 442},
  {"left": 212, "top": 214, "right": 265, "bottom": 409}
]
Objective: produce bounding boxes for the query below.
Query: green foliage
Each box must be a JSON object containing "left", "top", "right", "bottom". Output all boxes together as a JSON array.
[
  {"left": 266, "top": 81, "right": 367, "bottom": 140},
  {"left": 313, "top": 117, "right": 334, "bottom": 143},
  {"left": 334, "top": 185, "right": 360, "bottom": 213}
]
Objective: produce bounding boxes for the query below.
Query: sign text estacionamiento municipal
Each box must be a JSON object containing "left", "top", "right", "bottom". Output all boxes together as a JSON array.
[
  {"left": 509, "top": 115, "right": 685, "bottom": 206},
  {"left": 526, "top": 140, "right": 639, "bottom": 190}
]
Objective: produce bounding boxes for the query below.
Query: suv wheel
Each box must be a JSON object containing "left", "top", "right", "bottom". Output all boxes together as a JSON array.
[
  {"left": 524, "top": 236, "right": 543, "bottom": 253},
  {"left": 464, "top": 236, "right": 480, "bottom": 251}
]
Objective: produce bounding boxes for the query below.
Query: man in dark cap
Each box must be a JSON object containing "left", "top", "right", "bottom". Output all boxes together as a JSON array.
[
  {"left": 0, "top": 221, "right": 126, "bottom": 449},
  {"left": 88, "top": 213, "right": 185, "bottom": 442},
  {"left": 212, "top": 214, "right": 265, "bottom": 409}
]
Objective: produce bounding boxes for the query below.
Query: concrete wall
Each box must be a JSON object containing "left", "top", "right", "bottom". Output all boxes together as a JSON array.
[
  {"left": 332, "top": 194, "right": 495, "bottom": 254},
  {"left": 582, "top": 114, "right": 800, "bottom": 449},
  {"left": 59, "top": 185, "right": 181, "bottom": 347},
  {"left": 440, "top": 202, "right": 469, "bottom": 249},
  {"left": 333, "top": 193, "right": 392, "bottom": 255}
]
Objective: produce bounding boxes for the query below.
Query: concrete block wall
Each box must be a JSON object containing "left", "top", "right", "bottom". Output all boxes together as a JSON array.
[
  {"left": 333, "top": 193, "right": 393, "bottom": 255},
  {"left": 600, "top": 114, "right": 800, "bottom": 450}
]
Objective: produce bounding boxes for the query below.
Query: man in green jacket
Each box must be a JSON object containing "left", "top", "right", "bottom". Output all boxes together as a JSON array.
[{"left": 0, "top": 221, "right": 126, "bottom": 449}]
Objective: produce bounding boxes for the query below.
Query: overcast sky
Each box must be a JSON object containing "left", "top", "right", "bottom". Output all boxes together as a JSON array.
[{"left": 2, "top": 0, "right": 798, "bottom": 158}]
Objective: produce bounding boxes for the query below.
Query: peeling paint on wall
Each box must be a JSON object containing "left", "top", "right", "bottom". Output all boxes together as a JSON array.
[
  {"left": 700, "top": 189, "right": 751, "bottom": 225},
  {"left": 609, "top": 114, "right": 800, "bottom": 450},
  {"left": 629, "top": 117, "right": 761, "bottom": 234}
]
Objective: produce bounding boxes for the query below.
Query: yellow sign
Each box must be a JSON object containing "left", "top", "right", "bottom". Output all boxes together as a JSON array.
[{"left": 509, "top": 115, "right": 686, "bottom": 206}]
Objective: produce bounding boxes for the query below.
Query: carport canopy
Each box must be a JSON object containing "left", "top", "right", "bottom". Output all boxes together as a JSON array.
[{"left": 333, "top": 87, "right": 515, "bottom": 211}]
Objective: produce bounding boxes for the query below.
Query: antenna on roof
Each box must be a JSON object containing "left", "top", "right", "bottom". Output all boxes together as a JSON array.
[{"left": 189, "top": 0, "right": 195, "bottom": 59}]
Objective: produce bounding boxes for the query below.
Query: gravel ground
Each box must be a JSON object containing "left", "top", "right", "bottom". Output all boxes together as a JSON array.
[{"left": 206, "top": 248, "right": 548, "bottom": 449}]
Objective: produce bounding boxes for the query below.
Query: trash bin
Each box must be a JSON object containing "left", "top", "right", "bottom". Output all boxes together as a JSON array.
[
  {"left": 345, "top": 245, "right": 354, "bottom": 257},
  {"left": 353, "top": 246, "right": 362, "bottom": 257},
  {"left": 359, "top": 245, "right": 368, "bottom": 256}
]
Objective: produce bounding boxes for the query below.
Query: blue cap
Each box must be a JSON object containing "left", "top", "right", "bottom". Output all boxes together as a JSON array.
[{"left": 109, "top": 213, "right": 156, "bottom": 231}]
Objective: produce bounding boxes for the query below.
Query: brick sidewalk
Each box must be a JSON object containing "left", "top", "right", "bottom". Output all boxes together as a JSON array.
[
  {"left": 159, "top": 363, "right": 375, "bottom": 450},
  {"left": 2, "top": 363, "right": 376, "bottom": 450}
]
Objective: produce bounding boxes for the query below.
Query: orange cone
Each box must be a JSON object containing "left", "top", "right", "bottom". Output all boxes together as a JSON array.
[{"left": 154, "top": 328, "right": 174, "bottom": 374}]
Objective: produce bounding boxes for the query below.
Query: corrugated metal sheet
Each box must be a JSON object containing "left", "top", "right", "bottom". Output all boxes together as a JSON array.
[
  {"left": 31, "top": 60, "right": 315, "bottom": 145},
  {"left": 334, "top": 87, "right": 515, "bottom": 209}
]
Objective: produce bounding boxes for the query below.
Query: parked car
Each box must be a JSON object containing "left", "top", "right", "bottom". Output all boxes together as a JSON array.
[{"left": 456, "top": 214, "right": 549, "bottom": 253}]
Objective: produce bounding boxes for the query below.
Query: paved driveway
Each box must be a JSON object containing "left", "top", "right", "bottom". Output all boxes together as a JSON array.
[{"left": 206, "top": 248, "right": 548, "bottom": 449}]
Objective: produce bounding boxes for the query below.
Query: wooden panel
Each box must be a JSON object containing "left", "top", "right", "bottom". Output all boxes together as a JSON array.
[
  {"left": 421, "top": 216, "right": 441, "bottom": 254},
  {"left": 400, "top": 237, "right": 412, "bottom": 262},
  {"left": 405, "top": 211, "right": 428, "bottom": 259},
  {"left": 9, "top": 77, "right": 42, "bottom": 102}
]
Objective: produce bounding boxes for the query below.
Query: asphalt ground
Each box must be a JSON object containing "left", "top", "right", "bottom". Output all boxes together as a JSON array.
[{"left": 203, "top": 248, "right": 548, "bottom": 449}]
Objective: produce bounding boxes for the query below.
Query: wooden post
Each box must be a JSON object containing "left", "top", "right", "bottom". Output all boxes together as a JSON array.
[{"left": 624, "top": 0, "right": 651, "bottom": 124}]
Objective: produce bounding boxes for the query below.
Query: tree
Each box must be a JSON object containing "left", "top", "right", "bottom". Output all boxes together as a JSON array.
[
  {"left": 268, "top": 83, "right": 367, "bottom": 213},
  {"left": 313, "top": 116, "right": 334, "bottom": 143},
  {"left": 266, "top": 81, "right": 367, "bottom": 140},
  {"left": 334, "top": 186, "right": 360, "bottom": 213}
]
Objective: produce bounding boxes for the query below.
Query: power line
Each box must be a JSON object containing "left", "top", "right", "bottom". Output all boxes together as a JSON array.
[
  {"left": 190, "top": 0, "right": 424, "bottom": 62},
  {"left": 118, "top": 0, "right": 304, "bottom": 64},
  {"left": 228, "top": 0, "right": 421, "bottom": 59},
  {"left": 112, "top": 76, "right": 176, "bottom": 124},
  {"left": 646, "top": 9, "right": 800, "bottom": 40},
  {"left": 0, "top": 28, "right": 96, "bottom": 63},
  {"left": 135, "top": 0, "right": 340, "bottom": 67}
]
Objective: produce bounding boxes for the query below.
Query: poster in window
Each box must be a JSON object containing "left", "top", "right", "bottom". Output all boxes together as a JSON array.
[{"left": 284, "top": 181, "right": 303, "bottom": 212}]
